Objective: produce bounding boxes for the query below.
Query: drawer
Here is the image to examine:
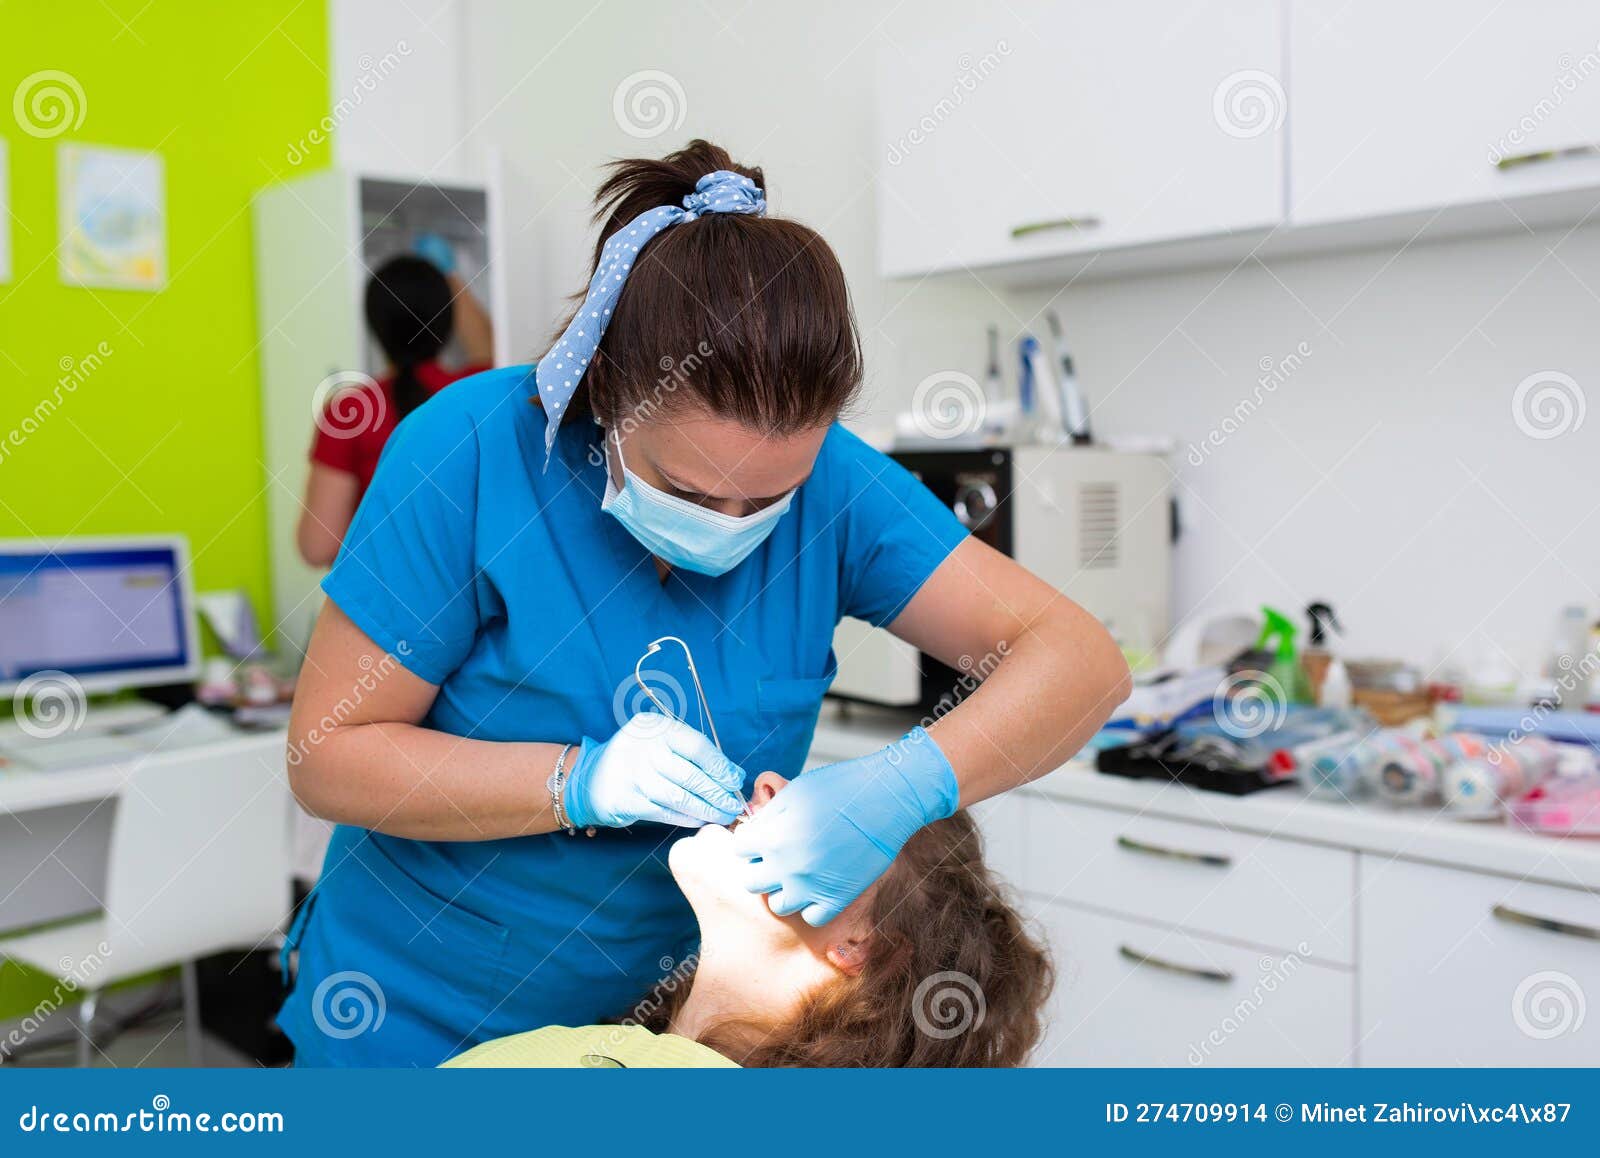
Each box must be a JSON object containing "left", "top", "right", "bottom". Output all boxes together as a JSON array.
[
  {"left": 1023, "top": 801, "right": 1355, "bottom": 964},
  {"left": 1359, "top": 856, "right": 1600, "bottom": 1065},
  {"left": 1030, "top": 899, "right": 1353, "bottom": 1066}
]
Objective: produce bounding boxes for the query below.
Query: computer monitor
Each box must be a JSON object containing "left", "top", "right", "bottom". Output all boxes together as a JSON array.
[{"left": 0, "top": 536, "right": 200, "bottom": 697}]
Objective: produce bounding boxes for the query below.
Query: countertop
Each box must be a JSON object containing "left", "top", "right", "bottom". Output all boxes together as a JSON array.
[{"left": 810, "top": 702, "right": 1600, "bottom": 893}]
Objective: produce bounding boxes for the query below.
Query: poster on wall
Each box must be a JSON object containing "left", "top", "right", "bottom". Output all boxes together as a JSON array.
[
  {"left": 0, "top": 139, "right": 10, "bottom": 283},
  {"left": 58, "top": 144, "right": 167, "bottom": 290}
]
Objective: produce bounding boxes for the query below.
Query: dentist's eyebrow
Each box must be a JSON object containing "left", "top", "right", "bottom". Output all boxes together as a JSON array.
[{"left": 657, "top": 464, "right": 812, "bottom": 503}]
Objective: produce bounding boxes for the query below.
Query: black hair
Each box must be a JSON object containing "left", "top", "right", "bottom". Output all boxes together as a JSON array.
[{"left": 364, "top": 255, "right": 454, "bottom": 419}]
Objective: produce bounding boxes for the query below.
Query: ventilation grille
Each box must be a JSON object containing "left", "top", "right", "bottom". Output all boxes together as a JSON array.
[{"left": 1078, "top": 482, "right": 1120, "bottom": 570}]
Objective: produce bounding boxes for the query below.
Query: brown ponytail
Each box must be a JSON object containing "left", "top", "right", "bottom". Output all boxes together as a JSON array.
[{"left": 552, "top": 140, "right": 862, "bottom": 434}]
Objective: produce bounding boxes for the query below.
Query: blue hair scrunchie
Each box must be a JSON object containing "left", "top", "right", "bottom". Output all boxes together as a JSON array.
[{"left": 536, "top": 169, "right": 767, "bottom": 463}]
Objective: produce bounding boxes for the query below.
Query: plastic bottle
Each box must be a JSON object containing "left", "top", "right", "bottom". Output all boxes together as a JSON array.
[
  {"left": 1256, "top": 605, "right": 1314, "bottom": 705},
  {"left": 1320, "top": 658, "right": 1353, "bottom": 710}
]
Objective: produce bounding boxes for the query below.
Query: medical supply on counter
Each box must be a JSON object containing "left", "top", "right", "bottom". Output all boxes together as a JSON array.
[
  {"left": 1097, "top": 728, "right": 1289, "bottom": 795},
  {"left": 1441, "top": 705, "right": 1600, "bottom": 747},
  {"left": 1371, "top": 731, "right": 1490, "bottom": 805},
  {"left": 1045, "top": 310, "right": 1092, "bottom": 445},
  {"left": 1320, "top": 657, "right": 1353, "bottom": 710},
  {"left": 1441, "top": 737, "right": 1562, "bottom": 818},
  {"left": 1302, "top": 601, "right": 1341, "bottom": 698},
  {"left": 1163, "top": 606, "right": 1261, "bottom": 670},
  {"left": 1295, "top": 730, "right": 1372, "bottom": 800},
  {"left": 1254, "top": 605, "right": 1314, "bottom": 705},
  {"left": 1506, "top": 772, "right": 1600, "bottom": 836}
]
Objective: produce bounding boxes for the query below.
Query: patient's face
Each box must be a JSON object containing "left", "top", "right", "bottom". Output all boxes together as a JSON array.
[{"left": 668, "top": 773, "right": 872, "bottom": 982}]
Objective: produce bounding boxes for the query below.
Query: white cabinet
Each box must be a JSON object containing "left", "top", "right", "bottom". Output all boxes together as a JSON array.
[
  {"left": 1031, "top": 900, "right": 1354, "bottom": 1066},
  {"left": 1022, "top": 799, "right": 1355, "bottom": 963},
  {"left": 1359, "top": 856, "right": 1600, "bottom": 1066},
  {"left": 875, "top": 0, "right": 1284, "bottom": 278},
  {"left": 1291, "top": 0, "right": 1600, "bottom": 226}
]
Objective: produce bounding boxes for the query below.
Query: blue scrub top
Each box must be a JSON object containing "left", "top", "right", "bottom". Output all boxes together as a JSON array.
[{"left": 279, "top": 365, "right": 967, "bottom": 1066}]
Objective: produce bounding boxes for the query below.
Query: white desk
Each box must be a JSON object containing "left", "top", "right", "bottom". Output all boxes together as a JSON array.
[{"left": 0, "top": 730, "right": 290, "bottom": 935}]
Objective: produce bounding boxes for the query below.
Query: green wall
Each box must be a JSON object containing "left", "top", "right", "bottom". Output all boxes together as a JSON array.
[
  {"left": 0, "top": 0, "right": 329, "bottom": 1034},
  {"left": 0, "top": 0, "right": 329, "bottom": 608}
]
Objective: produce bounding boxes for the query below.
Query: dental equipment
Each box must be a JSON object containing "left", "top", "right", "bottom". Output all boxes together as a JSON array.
[{"left": 634, "top": 636, "right": 752, "bottom": 820}]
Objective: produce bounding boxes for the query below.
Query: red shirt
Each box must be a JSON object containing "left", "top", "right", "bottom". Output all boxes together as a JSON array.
[{"left": 309, "top": 361, "right": 489, "bottom": 498}]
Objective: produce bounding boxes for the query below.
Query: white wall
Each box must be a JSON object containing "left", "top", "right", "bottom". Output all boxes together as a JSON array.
[
  {"left": 453, "top": 0, "right": 1017, "bottom": 406},
  {"left": 1014, "top": 224, "right": 1600, "bottom": 674}
]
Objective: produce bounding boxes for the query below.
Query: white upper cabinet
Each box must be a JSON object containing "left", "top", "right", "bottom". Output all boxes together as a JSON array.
[
  {"left": 875, "top": 1, "right": 1285, "bottom": 279},
  {"left": 1291, "top": 0, "right": 1600, "bottom": 225}
]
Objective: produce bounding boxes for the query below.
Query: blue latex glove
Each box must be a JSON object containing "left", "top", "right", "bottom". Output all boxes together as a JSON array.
[
  {"left": 565, "top": 714, "right": 747, "bottom": 829},
  {"left": 412, "top": 231, "right": 457, "bottom": 275},
  {"left": 732, "top": 726, "right": 959, "bottom": 926}
]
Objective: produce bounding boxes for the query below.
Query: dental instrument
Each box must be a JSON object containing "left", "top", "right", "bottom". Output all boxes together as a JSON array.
[{"left": 634, "top": 636, "right": 752, "bottom": 820}]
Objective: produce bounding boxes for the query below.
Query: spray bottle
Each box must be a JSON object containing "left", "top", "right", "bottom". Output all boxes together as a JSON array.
[
  {"left": 1256, "top": 605, "right": 1314, "bottom": 706},
  {"left": 1303, "top": 601, "right": 1342, "bottom": 702}
]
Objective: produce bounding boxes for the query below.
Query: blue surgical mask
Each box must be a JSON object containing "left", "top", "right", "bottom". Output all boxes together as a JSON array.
[{"left": 600, "top": 429, "right": 795, "bottom": 576}]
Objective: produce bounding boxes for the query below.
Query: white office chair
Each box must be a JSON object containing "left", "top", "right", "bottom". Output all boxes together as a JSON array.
[{"left": 0, "top": 740, "right": 292, "bottom": 1066}]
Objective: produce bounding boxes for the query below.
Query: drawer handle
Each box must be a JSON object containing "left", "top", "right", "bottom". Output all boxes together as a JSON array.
[
  {"left": 1491, "top": 903, "right": 1600, "bottom": 943},
  {"left": 1494, "top": 144, "right": 1600, "bottom": 172},
  {"left": 1116, "top": 834, "right": 1232, "bottom": 868},
  {"left": 1119, "top": 944, "right": 1234, "bottom": 984},
  {"left": 1010, "top": 216, "right": 1102, "bottom": 240}
]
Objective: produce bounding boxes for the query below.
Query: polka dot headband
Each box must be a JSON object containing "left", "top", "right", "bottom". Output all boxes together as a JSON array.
[{"left": 535, "top": 169, "right": 767, "bottom": 464}]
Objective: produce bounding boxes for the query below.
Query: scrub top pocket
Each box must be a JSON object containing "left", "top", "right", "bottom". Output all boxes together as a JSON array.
[{"left": 752, "top": 660, "right": 837, "bottom": 777}]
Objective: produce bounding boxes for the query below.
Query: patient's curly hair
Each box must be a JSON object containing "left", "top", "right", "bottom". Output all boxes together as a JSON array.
[{"left": 638, "top": 811, "right": 1054, "bottom": 1067}]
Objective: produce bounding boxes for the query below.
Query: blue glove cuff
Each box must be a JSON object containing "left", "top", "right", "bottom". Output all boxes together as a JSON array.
[
  {"left": 889, "top": 726, "right": 961, "bottom": 824},
  {"left": 561, "top": 737, "right": 604, "bottom": 830}
]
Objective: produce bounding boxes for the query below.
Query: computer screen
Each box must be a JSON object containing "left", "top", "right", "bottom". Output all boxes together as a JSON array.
[{"left": 0, "top": 537, "right": 199, "bottom": 695}]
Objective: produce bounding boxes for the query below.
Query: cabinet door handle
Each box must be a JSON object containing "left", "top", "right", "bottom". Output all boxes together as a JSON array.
[
  {"left": 1119, "top": 944, "right": 1234, "bottom": 983},
  {"left": 1491, "top": 903, "right": 1600, "bottom": 942},
  {"left": 1494, "top": 144, "right": 1600, "bottom": 172},
  {"left": 1010, "top": 216, "right": 1102, "bottom": 240},
  {"left": 1116, "top": 834, "right": 1232, "bottom": 868}
]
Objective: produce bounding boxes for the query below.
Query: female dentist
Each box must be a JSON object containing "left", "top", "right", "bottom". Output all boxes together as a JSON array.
[{"left": 281, "top": 140, "right": 1130, "bottom": 1066}]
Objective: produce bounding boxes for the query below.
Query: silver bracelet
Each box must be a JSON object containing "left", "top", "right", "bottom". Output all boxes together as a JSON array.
[{"left": 546, "top": 743, "right": 576, "bottom": 834}]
